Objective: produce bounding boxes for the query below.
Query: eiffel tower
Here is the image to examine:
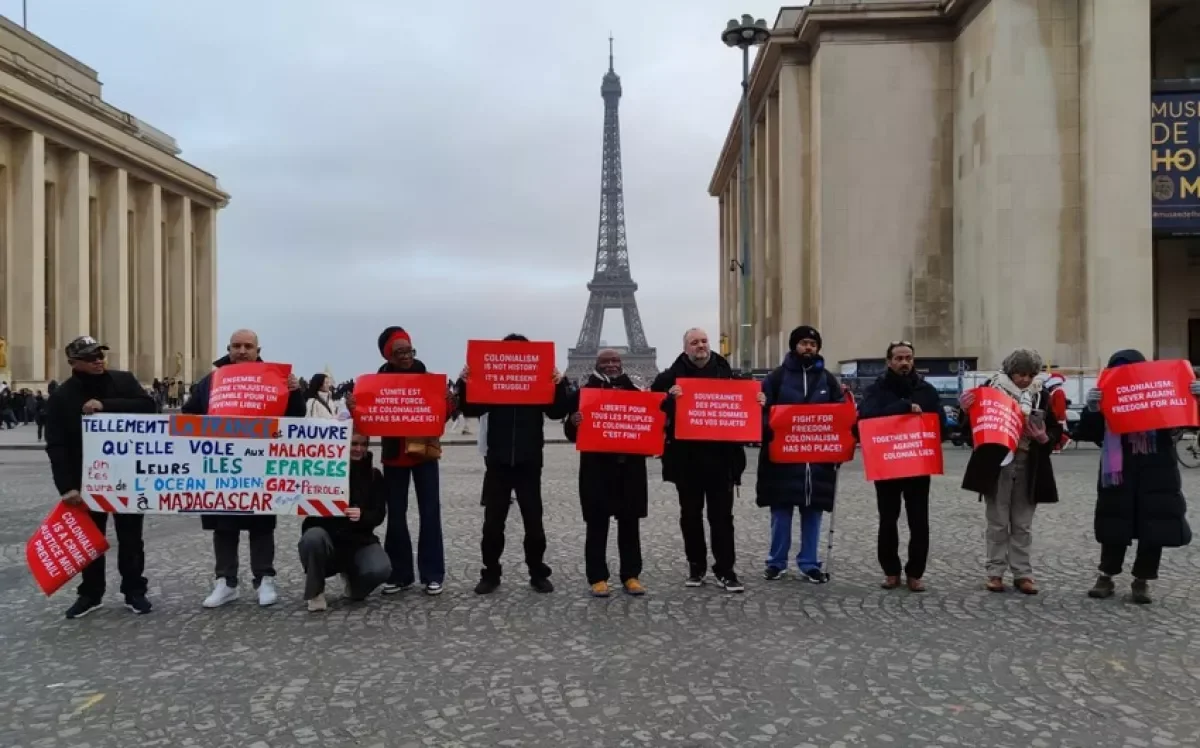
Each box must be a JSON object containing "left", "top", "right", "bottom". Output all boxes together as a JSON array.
[{"left": 566, "top": 38, "right": 658, "bottom": 385}]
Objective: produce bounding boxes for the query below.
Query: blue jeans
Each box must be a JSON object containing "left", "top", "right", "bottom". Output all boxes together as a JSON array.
[
  {"left": 383, "top": 461, "right": 444, "bottom": 585},
  {"left": 767, "top": 506, "right": 823, "bottom": 573}
]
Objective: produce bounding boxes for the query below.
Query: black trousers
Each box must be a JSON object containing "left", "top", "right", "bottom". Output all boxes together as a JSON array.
[
  {"left": 675, "top": 477, "right": 736, "bottom": 578},
  {"left": 78, "top": 512, "right": 147, "bottom": 600},
  {"left": 585, "top": 517, "right": 642, "bottom": 584},
  {"left": 480, "top": 463, "right": 550, "bottom": 582},
  {"left": 1099, "top": 542, "right": 1163, "bottom": 581},
  {"left": 875, "top": 476, "right": 931, "bottom": 579},
  {"left": 213, "top": 528, "right": 275, "bottom": 586}
]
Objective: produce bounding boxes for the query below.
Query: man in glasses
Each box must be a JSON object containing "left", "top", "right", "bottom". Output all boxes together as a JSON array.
[
  {"left": 45, "top": 336, "right": 157, "bottom": 618},
  {"left": 857, "top": 341, "right": 944, "bottom": 592}
]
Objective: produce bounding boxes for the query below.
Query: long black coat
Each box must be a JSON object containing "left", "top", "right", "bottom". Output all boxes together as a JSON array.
[
  {"left": 755, "top": 353, "right": 844, "bottom": 511},
  {"left": 184, "top": 355, "right": 307, "bottom": 533},
  {"left": 1075, "top": 408, "right": 1192, "bottom": 549},
  {"left": 563, "top": 373, "right": 650, "bottom": 522},
  {"left": 649, "top": 352, "right": 747, "bottom": 487},
  {"left": 961, "top": 384, "right": 1062, "bottom": 504}
]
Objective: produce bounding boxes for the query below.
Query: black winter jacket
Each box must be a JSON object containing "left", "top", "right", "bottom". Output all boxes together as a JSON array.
[
  {"left": 45, "top": 369, "right": 157, "bottom": 495},
  {"left": 563, "top": 373, "right": 650, "bottom": 522},
  {"left": 755, "top": 353, "right": 844, "bottom": 511},
  {"left": 649, "top": 352, "right": 747, "bottom": 487},
  {"left": 457, "top": 377, "right": 571, "bottom": 468},
  {"left": 184, "top": 355, "right": 306, "bottom": 532}
]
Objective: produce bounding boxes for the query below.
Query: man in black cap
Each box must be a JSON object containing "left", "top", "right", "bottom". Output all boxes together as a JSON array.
[{"left": 44, "top": 336, "right": 157, "bottom": 619}]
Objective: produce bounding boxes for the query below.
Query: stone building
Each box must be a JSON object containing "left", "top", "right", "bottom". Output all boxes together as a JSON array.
[
  {"left": 711, "top": 0, "right": 1200, "bottom": 373},
  {"left": 0, "top": 17, "right": 228, "bottom": 389}
]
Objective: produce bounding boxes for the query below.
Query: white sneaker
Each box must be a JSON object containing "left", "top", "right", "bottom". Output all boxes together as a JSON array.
[
  {"left": 257, "top": 576, "right": 278, "bottom": 607},
  {"left": 306, "top": 593, "right": 327, "bottom": 612},
  {"left": 202, "top": 579, "right": 239, "bottom": 608}
]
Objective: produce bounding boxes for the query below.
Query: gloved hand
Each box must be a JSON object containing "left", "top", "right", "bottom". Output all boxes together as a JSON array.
[
  {"left": 1191, "top": 379, "right": 1200, "bottom": 398},
  {"left": 1086, "top": 387, "right": 1102, "bottom": 412}
]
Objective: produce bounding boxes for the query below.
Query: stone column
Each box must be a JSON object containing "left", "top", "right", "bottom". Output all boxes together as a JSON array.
[
  {"left": 56, "top": 151, "right": 89, "bottom": 380},
  {"left": 753, "top": 117, "right": 768, "bottom": 368},
  {"left": 165, "top": 194, "right": 193, "bottom": 382},
  {"left": 1080, "top": 0, "right": 1154, "bottom": 366},
  {"left": 776, "top": 61, "right": 811, "bottom": 332},
  {"left": 98, "top": 167, "right": 129, "bottom": 370},
  {"left": 765, "top": 93, "right": 781, "bottom": 362},
  {"left": 133, "top": 182, "right": 163, "bottom": 381},
  {"left": 8, "top": 130, "right": 46, "bottom": 383},
  {"left": 192, "top": 203, "right": 217, "bottom": 378}
]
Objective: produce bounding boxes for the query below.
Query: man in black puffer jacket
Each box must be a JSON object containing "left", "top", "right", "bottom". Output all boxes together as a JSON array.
[
  {"left": 651, "top": 327, "right": 753, "bottom": 593},
  {"left": 45, "top": 336, "right": 157, "bottom": 619},
  {"left": 457, "top": 334, "right": 571, "bottom": 595},
  {"left": 857, "top": 341, "right": 943, "bottom": 592}
]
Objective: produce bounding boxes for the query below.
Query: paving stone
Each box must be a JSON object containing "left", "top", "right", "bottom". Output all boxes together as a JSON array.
[{"left": 0, "top": 445, "right": 1199, "bottom": 746}]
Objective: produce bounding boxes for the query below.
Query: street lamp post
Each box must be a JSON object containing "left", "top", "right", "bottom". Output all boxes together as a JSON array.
[{"left": 723, "top": 15, "right": 770, "bottom": 375}]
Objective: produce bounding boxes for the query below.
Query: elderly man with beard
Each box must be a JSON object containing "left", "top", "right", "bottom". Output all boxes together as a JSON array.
[
  {"left": 185, "top": 329, "right": 305, "bottom": 608},
  {"left": 346, "top": 326, "right": 450, "bottom": 596},
  {"left": 651, "top": 328, "right": 764, "bottom": 593},
  {"left": 858, "top": 341, "right": 943, "bottom": 592},
  {"left": 563, "top": 349, "right": 650, "bottom": 597},
  {"left": 960, "top": 349, "right": 1061, "bottom": 595}
]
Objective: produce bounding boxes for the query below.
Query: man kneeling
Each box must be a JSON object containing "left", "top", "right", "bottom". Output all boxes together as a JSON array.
[{"left": 298, "top": 431, "right": 391, "bottom": 611}]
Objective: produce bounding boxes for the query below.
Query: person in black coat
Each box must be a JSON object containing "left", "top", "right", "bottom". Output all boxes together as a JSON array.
[
  {"left": 563, "top": 349, "right": 650, "bottom": 597},
  {"left": 1078, "top": 349, "right": 1197, "bottom": 605},
  {"left": 297, "top": 432, "right": 391, "bottom": 611},
  {"left": 959, "top": 349, "right": 1061, "bottom": 595},
  {"left": 184, "top": 329, "right": 305, "bottom": 609},
  {"left": 650, "top": 328, "right": 758, "bottom": 593},
  {"left": 45, "top": 336, "right": 157, "bottom": 619},
  {"left": 857, "top": 341, "right": 944, "bottom": 592},
  {"left": 456, "top": 333, "right": 571, "bottom": 595},
  {"left": 756, "top": 326, "right": 845, "bottom": 584}
]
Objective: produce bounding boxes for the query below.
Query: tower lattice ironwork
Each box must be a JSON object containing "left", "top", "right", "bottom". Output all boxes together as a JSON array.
[{"left": 566, "top": 38, "right": 658, "bottom": 385}]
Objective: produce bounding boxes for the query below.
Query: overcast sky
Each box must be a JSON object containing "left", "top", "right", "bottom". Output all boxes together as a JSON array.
[{"left": 17, "top": 0, "right": 786, "bottom": 381}]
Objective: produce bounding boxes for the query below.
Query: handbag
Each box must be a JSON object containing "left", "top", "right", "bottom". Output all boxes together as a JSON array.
[{"left": 404, "top": 437, "right": 443, "bottom": 462}]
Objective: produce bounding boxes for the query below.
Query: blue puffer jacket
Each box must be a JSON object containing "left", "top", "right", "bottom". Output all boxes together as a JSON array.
[{"left": 755, "top": 352, "right": 844, "bottom": 511}]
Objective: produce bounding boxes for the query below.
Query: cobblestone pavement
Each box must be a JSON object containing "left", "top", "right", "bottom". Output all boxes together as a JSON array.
[{"left": 2, "top": 443, "right": 1200, "bottom": 748}]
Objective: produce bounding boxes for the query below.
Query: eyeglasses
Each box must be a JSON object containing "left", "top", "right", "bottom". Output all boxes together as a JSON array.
[
  {"left": 391, "top": 349, "right": 416, "bottom": 358},
  {"left": 889, "top": 340, "right": 913, "bottom": 348}
]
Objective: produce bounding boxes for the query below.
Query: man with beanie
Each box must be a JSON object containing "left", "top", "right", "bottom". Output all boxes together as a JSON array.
[
  {"left": 45, "top": 336, "right": 157, "bottom": 618},
  {"left": 857, "top": 341, "right": 943, "bottom": 592},
  {"left": 651, "top": 328, "right": 761, "bottom": 592},
  {"left": 187, "top": 329, "right": 305, "bottom": 608},
  {"left": 456, "top": 334, "right": 571, "bottom": 595},
  {"left": 756, "top": 326, "right": 845, "bottom": 583},
  {"left": 346, "top": 326, "right": 451, "bottom": 595}
]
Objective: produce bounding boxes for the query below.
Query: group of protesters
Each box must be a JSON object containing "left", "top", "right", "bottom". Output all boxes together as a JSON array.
[{"left": 40, "top": 321, "right": 1199, "bottom": 619}]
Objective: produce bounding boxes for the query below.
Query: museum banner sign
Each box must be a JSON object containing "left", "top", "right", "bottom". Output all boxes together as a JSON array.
[{"left": 1152, "top": 90, "right": 1200, "bottom": 234}]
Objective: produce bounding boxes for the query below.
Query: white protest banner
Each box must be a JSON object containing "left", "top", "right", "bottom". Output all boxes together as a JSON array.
[{"left": 80, "top": 414, "right": 350, "bottom": 516}]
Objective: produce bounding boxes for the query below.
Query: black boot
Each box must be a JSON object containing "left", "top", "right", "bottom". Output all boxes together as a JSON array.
[
  {"left": 1087, "top": 575, "right": 1115, "bottom": 599},
  {"left": 1130, "top": 578, "right": 1152, "bottom": 605}
]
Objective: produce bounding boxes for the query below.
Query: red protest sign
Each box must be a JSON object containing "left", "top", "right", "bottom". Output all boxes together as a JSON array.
[
  {"left": 968, "top": 387, "right": 1025, "bottom": 451},
  {"left": 576, "top": 388, "right": 666, "bottom": 456},
  {"left": 1098, "top": 359, "right": 1199, "bottom": 434},
  {"left": 352, "top": 373, "right": 447, "bottom": 437},
  {"left": 859, "top": 413, "right": 944, "bottom": 482},
  {"left": 26, "top": 503, "right": 110, "bottom": 596},
  {"left": 674, "top": 379, "right": 762, "bottom": 442},
  {"left": 465, "top": 340, "right": 556, "bottom": 405},
  {"left": 767, "top": 402, "right": 857, "bottom": 463},
  {"left": 208, "top": 362, "right": 292, "bottom": 416}
]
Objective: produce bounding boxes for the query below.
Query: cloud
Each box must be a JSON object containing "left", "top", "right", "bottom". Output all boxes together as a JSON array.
[{"left": 26, "top": 0, "right": 784, "bottom": 380}]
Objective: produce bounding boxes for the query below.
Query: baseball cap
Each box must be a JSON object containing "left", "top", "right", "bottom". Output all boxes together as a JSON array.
[{"left": 65, "top": 336, "right": 109, "bottom": 359}]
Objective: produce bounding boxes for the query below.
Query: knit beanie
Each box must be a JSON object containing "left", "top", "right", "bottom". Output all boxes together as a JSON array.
[{"left": 788, "top": 325, "right": 822, "bottom": 351}]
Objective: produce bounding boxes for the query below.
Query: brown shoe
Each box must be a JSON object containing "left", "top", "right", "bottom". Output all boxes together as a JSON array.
[
  {"left": 881, "top": 575, "right": 902, "bottom": 590},
  {"left": 1015, "top": 578, "right": 1038, "bottom": 595},
  {"left": 986, "top": 576, "right": 1005, "bottom": 592},
  {"left": 906, "top": 577, "right": 926, "bottom": 593}
]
